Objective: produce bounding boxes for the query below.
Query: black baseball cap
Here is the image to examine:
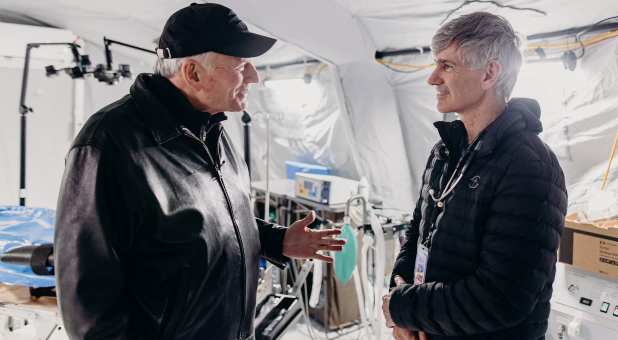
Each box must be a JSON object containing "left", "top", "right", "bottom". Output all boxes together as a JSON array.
[{"left": 156, "top": 3, "right": 276, "bottom": 59}]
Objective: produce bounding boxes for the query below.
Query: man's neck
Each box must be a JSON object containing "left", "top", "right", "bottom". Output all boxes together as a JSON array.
[
  {"left": 459, "top": 98, "right": 506, "bottom": 144},
  {"left": 168, "top": 75, "right": 216, "bottom": 113}
]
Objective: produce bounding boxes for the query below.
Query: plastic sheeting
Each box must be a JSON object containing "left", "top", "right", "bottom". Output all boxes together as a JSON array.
[
  {"left": 228, "top": 62, "right": 361, "bottom": 184},
  {"left": 373, "top": 36, "right": 618, "bottom": 215},
  {"left": 0, "top": 206, "right": 55, "bottom": 288},
  {"left": 385, "top": 52, "right": 442, "bottom": 196},
  {"left": 545, "top": 38, "right": 618, "bottom": 220},
  {"left": 336, "top": 61, "right": 416, "bottom": 210}
]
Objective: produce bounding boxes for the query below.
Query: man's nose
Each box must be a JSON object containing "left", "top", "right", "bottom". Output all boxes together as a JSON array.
[
  {"left": 427, "top": 67, "right": 442, "bottom": 86},
  {"left": 244, "top": 62, "right": 259, "bottom": 84}
]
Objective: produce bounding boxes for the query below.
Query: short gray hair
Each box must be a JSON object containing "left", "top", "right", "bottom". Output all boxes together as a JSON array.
[
  {"left": 432, "top": 12, "right": 522, "bottom": 100},
  {"left": 154, "top": 52, "right": 212, "bottom": 78}
]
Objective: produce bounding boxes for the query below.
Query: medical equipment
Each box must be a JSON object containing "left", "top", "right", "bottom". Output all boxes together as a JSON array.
[
  {"left": 285, "top": 161, "right": 331, "bottom": 180},
  {"left": 342, "top": 194, "right": 389, "bottom": 340},
  {"left": 0, "top": 206, "right": 55, "bottom": 288},
  {"left": 333, "top": 220, "right": 357, "bottom": 284},
  {"left": 0, "top": 244, "right": 54, "bottom": 276},
  {"left": 548, "top": 264, "right": 618, "bottom": 339},
  {"left": 255, "top": 294, "right": 302, "bottom": 340},
  {"left": 256, "top": 259, "right": 319, "bottom": 340},
  {"left": 295, "top": 174, "right": 359, "bottom": 205},
  {"left": 0, "top": 294, "right": 66, "bottom": 340},
  {"left": 17, "top": 37, "right": 152, "bottom": 206}
]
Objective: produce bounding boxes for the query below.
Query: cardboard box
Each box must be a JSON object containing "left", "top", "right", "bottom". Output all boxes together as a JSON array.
[{"left": 559, "top": 217, "right": 618, "bottom": 279}]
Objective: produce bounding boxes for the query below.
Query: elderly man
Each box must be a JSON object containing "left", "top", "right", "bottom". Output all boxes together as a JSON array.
[
  {"left": 54, "top": 3, "right": 344, "bottom": 340},
  {"left": 383, "top": 12, "right": 567, "bottom": 340}
]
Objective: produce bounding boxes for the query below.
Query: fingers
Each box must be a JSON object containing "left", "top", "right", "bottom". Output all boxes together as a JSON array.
[
  {"left": 382, "top": 295, "right": 394, "bottom": 328},
  {"left": 419, "top": 331, "right": 428, "bottom": 340},
  {"left": 393, "top": 327, "right": 418, "bottom": 340},
  {"left": 318, "top": 244, "right": 344, "bottom": 252},
  {"left": 393, "top": 327, "right": 416, "bottom": 340},
  {"left": 311, "top": 253, "right": 333, "bottom": 263},
  {"left": 313, "top": 228, "right": 342, "bottom": 238},
  {"left": 394, "top": 275, "right": 407, "bottom": 286},
  {"left": 303, "top": 211, "right": 316, "bottom": 223},
  {"left": 318, "top": 238, "right": 346, "bottom": 247}
]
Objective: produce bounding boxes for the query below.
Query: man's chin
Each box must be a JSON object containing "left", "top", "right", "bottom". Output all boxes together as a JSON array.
[{"left": 436, "top": 104, "right": 451, "bottom": 113}]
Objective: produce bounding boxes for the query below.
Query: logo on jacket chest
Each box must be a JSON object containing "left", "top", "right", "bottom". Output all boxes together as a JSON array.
[{"left": 468, "top": 175, "right": 480, "bottom": 189}]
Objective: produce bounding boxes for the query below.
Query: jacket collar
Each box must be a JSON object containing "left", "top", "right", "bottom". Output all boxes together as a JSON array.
[
  {"left": 129, "top": 73, "right": 228, "bottom": 144},
  {"left": 434, "top": 97, "right": 542, "bottom": 158}
]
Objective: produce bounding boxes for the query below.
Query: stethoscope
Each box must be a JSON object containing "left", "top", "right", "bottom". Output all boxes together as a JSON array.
[{"left": 428, "top": 133, "right": 484, "bottom": 209}]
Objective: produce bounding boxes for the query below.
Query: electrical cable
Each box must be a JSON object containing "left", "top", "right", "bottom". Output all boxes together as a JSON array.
[
  {"left": 527, "top": 30, "right": 618, "bottom": 50},
  {"left": 601, "top": 131, "right": 618, "bottom": 191},
  {"left": 291, "top": 260, "right": 318, "bottom": 340},
  {"left": 574, "top": 16, "right": 618, "bottom": 59},
  {"left": 377, "top": 16, "right": 618, "bottom": 73},
  {"left": 375, "top": 59, "right": 434, "bottom": 73},
  {"left": 441, "top": 0, "right": 546, "bottom": 25},
  {"left": 526, "top": 16, "right": 618, "bottom": 64}
]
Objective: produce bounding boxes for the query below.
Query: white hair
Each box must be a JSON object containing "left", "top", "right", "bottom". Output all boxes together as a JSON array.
[
  {"left": 154, "top": 52, "right": 213, "bottom": 78},
  {"left": 432, "top": 12, "right": 522, "bottom": 100}
]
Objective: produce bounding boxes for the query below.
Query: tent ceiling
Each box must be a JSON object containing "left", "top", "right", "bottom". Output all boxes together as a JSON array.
[
  {"left": 1, "top": 0, "right": 617, "bottom": 64},
  {"left": 344, "top": 0, "right": 618, "bottom": 50}
]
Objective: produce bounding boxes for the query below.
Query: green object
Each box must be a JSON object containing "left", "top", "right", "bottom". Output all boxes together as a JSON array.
[
  {"left": 334, "top": 223, "right": 357, "bottom": 284},
  {"left": 268, "top": 210, "right": 277, "bottom": 223}
]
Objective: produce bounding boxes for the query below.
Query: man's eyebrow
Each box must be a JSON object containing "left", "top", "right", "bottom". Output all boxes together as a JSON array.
[{"left": 436, "top": 58, "right": 457, "bottom": 65}]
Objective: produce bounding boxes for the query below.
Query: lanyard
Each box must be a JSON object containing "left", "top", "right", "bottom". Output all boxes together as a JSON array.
[{"left": 422, "top": 134, "right": 483, "bottom": 248}]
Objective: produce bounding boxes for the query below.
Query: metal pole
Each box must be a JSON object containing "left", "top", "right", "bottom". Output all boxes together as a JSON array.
[
  {"left": 104, "top": 37, "right": 113, "bottom": 71},
  {"left": 103, "top": 37, "right": 156, "bottom": 55},
  {"left": 18, "top": 44, "right": 36, "bottom": 206},
  {"left": 264, "top": 115, "right": 270, "bottom": 221}
]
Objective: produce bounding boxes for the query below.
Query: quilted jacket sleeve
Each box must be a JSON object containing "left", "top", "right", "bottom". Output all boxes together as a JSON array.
[{"left": 389, "top": 198, "right": 422, "bottom": 288}]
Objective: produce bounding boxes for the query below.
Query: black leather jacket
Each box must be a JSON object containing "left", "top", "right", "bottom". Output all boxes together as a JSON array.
[{"left": 54, "top": 74, "right": 288, "bottom": 340}]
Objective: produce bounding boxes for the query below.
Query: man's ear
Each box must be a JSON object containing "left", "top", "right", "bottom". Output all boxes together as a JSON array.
[
  {"left": 180, "top": 60, "right": 201, "bottom": 89},
  {"left": 481, "top": 60, "right": 501, "bottom": 90}
]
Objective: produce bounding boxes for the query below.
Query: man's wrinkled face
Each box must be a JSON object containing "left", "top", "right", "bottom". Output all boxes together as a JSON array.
[
  {"left": 197, "top": 52, "right": 259, "bottom": 112},
  {"left": 427, "top": 43, "right": 486, "bottom": 114}
]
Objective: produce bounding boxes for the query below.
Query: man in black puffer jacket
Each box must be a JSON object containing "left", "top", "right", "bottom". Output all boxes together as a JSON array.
[{"left": 382, "top": 12, "right": 567, "bottom": 340}]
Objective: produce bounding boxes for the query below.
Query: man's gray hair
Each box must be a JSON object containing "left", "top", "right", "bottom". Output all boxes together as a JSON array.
[
  {"left": 154, "top": 52, "right": 212, "bottom": 78},
  {"left": 432, "top": 12, "right": 522, "bottom": 100}
]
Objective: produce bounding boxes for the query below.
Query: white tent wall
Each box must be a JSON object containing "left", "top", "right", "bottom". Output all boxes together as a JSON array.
[
  {"left": 0, "top": 23, "right": 76, "bottom": 208},
  {"left": 0, "top": 22, "right": 155, "bottom": 209},
  {"left": 385, "top": 54, "right": 443, "bottom": 197},
  {"left": 236, "top": 63, "right": 361, "bottom": 183},
  {"left": 81, "top": 41, "right": 156, "bottom": 123},
  {"left": 0, "top": 65, "right": 74, "bottom": 208},
  {"left": 542, "top": 37, "right": 618, "bottom": 218},
  {"left": 336, "top": 61, "right": 415, "bottom": 210}
]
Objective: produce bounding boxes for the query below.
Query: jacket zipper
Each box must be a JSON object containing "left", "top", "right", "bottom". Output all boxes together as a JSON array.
[{"left": 181, "top": 128, "right": 247, "bottom": 339}]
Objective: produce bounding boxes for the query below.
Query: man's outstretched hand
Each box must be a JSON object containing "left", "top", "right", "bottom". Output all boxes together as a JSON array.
[{"left": 282, "top": 211, "right": 346, "bottom": 262}]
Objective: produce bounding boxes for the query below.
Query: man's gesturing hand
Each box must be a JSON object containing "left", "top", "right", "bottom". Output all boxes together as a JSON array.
[{"left": 282, "top": 211, "right": 346, "bottom": 262}]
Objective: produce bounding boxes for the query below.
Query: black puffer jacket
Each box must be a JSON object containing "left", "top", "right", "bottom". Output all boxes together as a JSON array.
[
  {"left": 389, "top": 98, "right": 567, "bottom": 340},
  {"left": 54, "top": 74, "right": 287, "bottom": 340}
]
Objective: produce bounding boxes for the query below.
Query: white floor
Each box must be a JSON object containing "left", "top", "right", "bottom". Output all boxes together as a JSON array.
[{"left": 281, "top": 316, "right": 394, "bottom": 340}]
